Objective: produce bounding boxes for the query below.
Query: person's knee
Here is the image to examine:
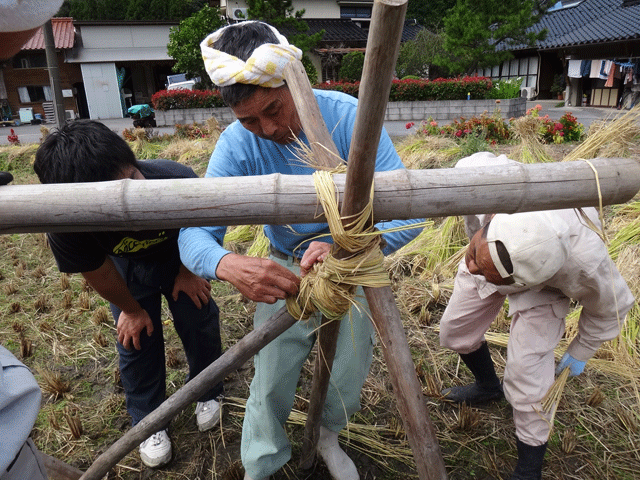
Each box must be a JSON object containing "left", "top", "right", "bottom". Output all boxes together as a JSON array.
[{"left": 439, "top": 322, "right": 465, "bottom": 351}]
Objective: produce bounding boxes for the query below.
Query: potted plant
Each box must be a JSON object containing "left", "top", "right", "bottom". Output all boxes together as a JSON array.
[{"left": 550, "top": 74, "right": 566, "bottom": 100}]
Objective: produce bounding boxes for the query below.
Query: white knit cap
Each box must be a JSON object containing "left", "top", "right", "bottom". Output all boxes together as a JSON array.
[
  {"left": 200, "top": 21, "right": 302, "bottom": 88},
  {"left": 486, "top": 211, "right": 570, "bottom": 286},
  {"left": 0, "top": 0, "right": 64, "bottom": 32}
]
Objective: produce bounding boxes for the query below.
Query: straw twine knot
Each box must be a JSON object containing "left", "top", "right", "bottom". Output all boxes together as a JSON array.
[{"left": 285, "top": 170, "right": 391, "bottom": 322}]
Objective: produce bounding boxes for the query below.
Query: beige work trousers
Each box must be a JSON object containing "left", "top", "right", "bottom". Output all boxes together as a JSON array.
[{"left": 440, "top": 266, "right": 567, "bottom": 446}]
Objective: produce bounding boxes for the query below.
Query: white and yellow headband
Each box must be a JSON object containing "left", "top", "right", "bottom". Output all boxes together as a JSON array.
[{"left": 201, "top": 21, "right": 302, "bottom": 88}]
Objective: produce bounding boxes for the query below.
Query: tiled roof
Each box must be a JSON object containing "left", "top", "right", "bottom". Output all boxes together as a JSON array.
[
  {"left": 281, "top": 19, "right": 368, "bottom": 44},
  {"left": 401, "top": 20, "right": 423, "bottom": 42},
  {"left": 521, "top": 0, "right": 640, "bottom": 50},
  {"left": 20, "top": 17, "right": 75, "bottom": 50},
  {"left": 280, "top": 18, "right": 423, "bottom": 46}
]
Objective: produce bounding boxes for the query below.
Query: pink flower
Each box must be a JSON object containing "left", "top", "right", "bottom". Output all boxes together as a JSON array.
[
  {"left": 455, "top": 130, "right": 462, "bottom": 137},
  {"left": 535, "top": 104, "right": 542, "bottom": 110},
  {"left": 430, "top": 121, "right": 438, "bottom": 127},
  {"left": 405, "top": 122, "right": 415, "bottom": 129}
]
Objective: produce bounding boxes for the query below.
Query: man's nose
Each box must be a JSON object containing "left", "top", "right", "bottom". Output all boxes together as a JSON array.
[{"left": 260, "top": 118, "right": 278, "bottom": 137}]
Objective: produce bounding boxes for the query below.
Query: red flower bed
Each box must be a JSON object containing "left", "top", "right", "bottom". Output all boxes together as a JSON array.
[{"left": 314, "top": 76, "right": 493, "bottom": 101}]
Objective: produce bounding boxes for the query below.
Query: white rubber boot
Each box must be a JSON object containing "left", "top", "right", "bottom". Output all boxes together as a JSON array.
[{"left": 316, "top": 426, "right": 359, "bottom": 480}]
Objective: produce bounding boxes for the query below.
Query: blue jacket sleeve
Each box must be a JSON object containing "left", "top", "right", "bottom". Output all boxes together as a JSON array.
[{"left": 179, "top": 140, "right": 242, "bottom": 280}]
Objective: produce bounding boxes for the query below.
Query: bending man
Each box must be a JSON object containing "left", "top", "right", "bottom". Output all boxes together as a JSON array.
[{"left": 439, "top": 152, "right": 635, "bottom": 480}]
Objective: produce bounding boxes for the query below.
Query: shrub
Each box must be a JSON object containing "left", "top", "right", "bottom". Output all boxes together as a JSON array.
[
  {"left": 151, "top": 89, "right": 225, "bottom": 111},
  {"left": 485, "top": 77, "right": 524, "bottom": 100},
  {"left": 316, "top": 76, "right": 493, "bottom": 101},
  {"left": 417, "top": 112, "right": 512, "bottom": 144},
  {"left": 338, "top": 51, "right": 365, "bottom": 82},
  {"left": 525, "top": 105, "right": 584, "bottom": 144},
  {"left": 301, "top": 54, "right": 318, "bottom": 84}
]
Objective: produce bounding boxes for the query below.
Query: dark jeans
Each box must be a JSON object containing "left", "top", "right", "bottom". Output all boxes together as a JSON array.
[{"left": 110, "top": 255, "right": 223, "bottom": 426}]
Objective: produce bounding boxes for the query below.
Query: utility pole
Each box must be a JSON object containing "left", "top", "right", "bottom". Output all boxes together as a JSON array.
[{"left": 43, "top": 19, "right": 65, "bottom": 128}]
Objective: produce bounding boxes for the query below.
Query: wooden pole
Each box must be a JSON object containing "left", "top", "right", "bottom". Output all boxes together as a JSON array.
[
  {"left": 284, "top": 60, "right": 343, "bottom": 168},
  {"left": 40, "top": 453, "right": 83, "bottom": 480},
  {"left": 282, "top": 57, "right": 346, "bottom": 469},
  {"left": 79, "top": 306, "right": 297, "bottom": 480},
  {"left": 1, "top": 160, "right": 638, "bottom": 235},
  {"left": 330, "top": 1, "right": 446, "bottom": 477}
]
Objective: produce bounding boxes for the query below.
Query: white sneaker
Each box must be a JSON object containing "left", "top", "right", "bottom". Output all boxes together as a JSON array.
[
  {"left": 139, "top": 429, "right": 171, "bottom": 468},
  {"left": 316, "top": 426, "right": 359, "bottom": 480},
  {"left": 196, "top": 398, "right": 222, "bottom": 432}
]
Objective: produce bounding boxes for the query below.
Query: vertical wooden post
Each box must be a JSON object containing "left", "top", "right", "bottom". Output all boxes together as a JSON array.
[{"left": 293, "top": 1, "right": 448, "bottom": 478}]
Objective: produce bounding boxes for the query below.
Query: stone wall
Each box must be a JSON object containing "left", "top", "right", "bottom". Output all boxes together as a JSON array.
[
  {"left": 154, "top": 97, "right": 526, "bottom": 127},
  {"left": 384, "top": 97, "right": 526, "bottom": 122}
]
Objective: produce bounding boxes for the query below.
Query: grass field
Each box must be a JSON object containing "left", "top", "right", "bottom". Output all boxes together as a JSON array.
[{"left": 1, "top": 114, "right": 639, "bottom": 480}]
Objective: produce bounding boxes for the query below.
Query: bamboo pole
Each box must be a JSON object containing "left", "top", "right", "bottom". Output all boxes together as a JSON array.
[
  {"left": 79, "top": 306, "right": 297, "bottom": 480},
  {"left": 1, "top": 158, "right": 638, "bottom": 234}
]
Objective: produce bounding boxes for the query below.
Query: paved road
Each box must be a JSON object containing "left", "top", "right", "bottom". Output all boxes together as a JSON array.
[{"left": 0, "top": 99, "right": 623, "bottom": 146}]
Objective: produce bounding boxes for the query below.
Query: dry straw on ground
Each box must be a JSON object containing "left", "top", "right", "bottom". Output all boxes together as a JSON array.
[{"left": 0, "top": 112, "right": 638, "bottom": 479}]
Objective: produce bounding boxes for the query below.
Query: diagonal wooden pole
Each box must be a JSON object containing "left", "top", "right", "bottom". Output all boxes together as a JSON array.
[
  {"left": 292, "top": 1, "right": 447, "bottom": 478},
  {"left": 79, "top": 306, "right": 298, "bottom": 480}
]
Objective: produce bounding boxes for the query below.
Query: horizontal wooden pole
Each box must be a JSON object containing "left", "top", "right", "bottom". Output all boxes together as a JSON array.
[{"left": 1, "top": 158, "right": 638, "bottom": 234}]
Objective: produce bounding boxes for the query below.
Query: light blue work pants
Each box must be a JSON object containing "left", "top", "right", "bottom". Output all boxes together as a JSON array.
[{"left": 241, "top": 254, "right": 375, "bottom": 479}]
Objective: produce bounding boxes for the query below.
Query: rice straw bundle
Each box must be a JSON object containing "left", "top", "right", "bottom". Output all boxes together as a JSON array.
[
  {"left": 509, "top": 114, "right": 553, "bottom": 163},
  {"left": 564, "top": 106, "right": 640, "bottom": 162},
  {"left": 396, "top": 135, "right": 461, "bottom": 170},
  {"left": 223, "top": 224, "right": 260, "bottom": 253},
  {"left": 246, "top": 225, "right": 270, "bottom": 258},
  {"left": 540, "top": 367, "right": 570, "bottom": 430},
  {"left": 385, "top": 217, "right": 467, "bottom": 280},
  {"left": 223, "top": 396, "right": 415, "bottom": 470}
]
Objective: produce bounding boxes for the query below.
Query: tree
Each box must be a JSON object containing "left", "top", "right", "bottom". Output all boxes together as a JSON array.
[
  {"left": 434, "top": 0, "right": 548, "bottom": 75},
  {"left": 59, "top": 0, "right": 207, "bottom": 21},
  {"left": 338, "top": 52, "right": 364, "bottom": 82},
  {"left": 245, "top": 0, "right": 324, "bottom": 82},
  {"left": 395, "top": 29, "right": 445, "bottom": 79},
  {"left": 167, "top": 5, "right": 226, "bottom": 88},
  {"left": 406, "top": 0, "right": 456, "bottom": 30}
]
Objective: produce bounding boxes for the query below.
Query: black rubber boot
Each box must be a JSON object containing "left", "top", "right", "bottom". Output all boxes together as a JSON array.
[
  {"left": 442, "top": 342, "right": 504, "bottom": 405},
  {"left": 510, "top": 439, "right": 547, "bottom": 480},
  {"left": 0, "top": 171, "right": 13, "bottom": 186}
]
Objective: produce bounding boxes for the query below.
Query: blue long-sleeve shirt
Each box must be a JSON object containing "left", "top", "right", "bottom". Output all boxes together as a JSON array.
[{"left": 179, "top": 89, "right": 423, "bottom": 280}]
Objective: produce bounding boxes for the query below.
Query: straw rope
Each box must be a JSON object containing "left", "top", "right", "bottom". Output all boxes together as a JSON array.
[{"left": 286, "top": 169, "right": 391, "bottom": 321}]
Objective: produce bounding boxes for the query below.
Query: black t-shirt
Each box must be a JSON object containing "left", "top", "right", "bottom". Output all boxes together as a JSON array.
[{"left": 48, "top": 159, "right": 197, "bottom": 274}]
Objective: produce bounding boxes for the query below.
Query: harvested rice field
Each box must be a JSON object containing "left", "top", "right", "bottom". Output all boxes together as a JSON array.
[{"left": 1, "top": 110, "right": 639, "bottom": 480}]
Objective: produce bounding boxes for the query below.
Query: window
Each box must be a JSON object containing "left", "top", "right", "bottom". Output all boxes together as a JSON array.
[
  {"left": 340, "top": 6, "right": 372, "bottom": 18},
  {"left": 12, "top": 53, "right": 47, "bottom": 69},
  {"left": 17, "top": 86, "right": 52, "bottom": 103}
]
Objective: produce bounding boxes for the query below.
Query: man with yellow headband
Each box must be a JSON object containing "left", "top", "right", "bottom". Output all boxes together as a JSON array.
[
  {"left": 179, "top": 21, "right": 423, "bottom": 480},
  {"left": 438, "top": 152, "right": 635, "bottom": 480}
]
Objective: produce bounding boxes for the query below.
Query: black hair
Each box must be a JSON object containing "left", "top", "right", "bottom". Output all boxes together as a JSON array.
[
  {"left": 213, "top": 21, "right": 281, "bottom": 107},
  {"left": 34, "top": 120, "right": 139, "bottom": 184}
]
